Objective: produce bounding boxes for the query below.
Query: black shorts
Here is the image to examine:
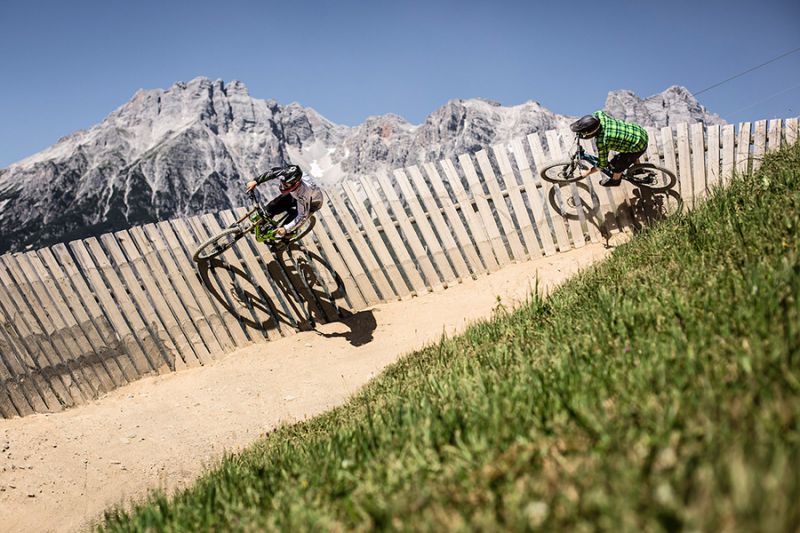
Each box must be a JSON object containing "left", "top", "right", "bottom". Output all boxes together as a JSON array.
[
  {"left": 266, "top": 194, "right": 322, "bottom": 222},
  {"left": 608, "top": 148, "right": 647, "bottom": 173}
]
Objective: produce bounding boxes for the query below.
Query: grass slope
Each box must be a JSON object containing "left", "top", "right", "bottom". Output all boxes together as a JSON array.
[{"left": 103, "top": 145, "right": 800, "bottom": 532}]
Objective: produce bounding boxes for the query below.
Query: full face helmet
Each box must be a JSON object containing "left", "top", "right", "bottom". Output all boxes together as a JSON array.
[
  {"left": 278, "top": 165, "right": 303, "bottom": 194},
  {"left": 570, "top": 115, "right": 602, "bottom": 139}
]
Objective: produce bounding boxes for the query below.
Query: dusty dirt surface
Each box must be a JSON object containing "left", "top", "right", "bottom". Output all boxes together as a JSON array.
[{"left": 0, "top": 243, "right": 615, "bottom": 532}]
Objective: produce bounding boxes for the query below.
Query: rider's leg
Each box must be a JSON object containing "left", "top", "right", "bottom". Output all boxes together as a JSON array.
[
  {"left": 266, "top": 194, "right": 298, "bottom": 222},
  {"left": 602, "top": 149, "right": 646, "bottom": 186}
]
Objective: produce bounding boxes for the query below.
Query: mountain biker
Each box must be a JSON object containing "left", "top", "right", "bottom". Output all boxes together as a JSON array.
[
  {"left": 245, "top": 165, "right": 323, "bottom": 237},
  {"left": 570, "top": 111, "right": 649, "bottom": 187}
]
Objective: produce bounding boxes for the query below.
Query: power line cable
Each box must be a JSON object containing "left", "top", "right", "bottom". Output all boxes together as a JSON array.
[
  {"left": 693, "top": 45, "right": 800, "bottom": 96},
  {"left": 725, "top": 82, "right": 800, "bottom": 115}
]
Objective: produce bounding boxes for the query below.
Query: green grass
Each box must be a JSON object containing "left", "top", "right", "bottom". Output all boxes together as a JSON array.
[{"left": 102, "top": 144, "right": 800, "bottom": 532}]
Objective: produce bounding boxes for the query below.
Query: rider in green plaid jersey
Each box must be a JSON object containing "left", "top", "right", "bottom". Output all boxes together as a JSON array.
[{"left": 570, "top": 111, "right": 649, "bottom": 187}]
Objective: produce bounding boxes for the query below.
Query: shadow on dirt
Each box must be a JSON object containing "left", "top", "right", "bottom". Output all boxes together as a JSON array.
[{"left": 195, "top": 242, "right": 377, "bottom": 346}]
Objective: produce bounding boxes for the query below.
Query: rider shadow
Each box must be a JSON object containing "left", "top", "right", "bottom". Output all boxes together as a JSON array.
[
  {"left": 547, "top": 181, "right": 683, "bottom": 241},
  {"left": 195, "top": 243, "right": 378, "bottom": 346}
]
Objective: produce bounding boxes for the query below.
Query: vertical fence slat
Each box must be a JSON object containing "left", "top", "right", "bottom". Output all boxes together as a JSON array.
[
  {"left": 357, "top": 176, "right": 429, "bottom": 295},
  {"left": 421, "top": 161, "right": 486, "bottom": 275},
  {"left": 585, "top": 136, "right": 633, "bottom": 236},
  {"left": 67, "top": 239, "right": 159, "bottom": 380},
  {"left": 28, "top": 250, "right": 117, "bottom": 395},
  {"left": 458, "top": 153, "right": 514, "bottom": 265},
  {"left": 474, "top": 149, "right": 529, "bottom": 259},
  {"left": 0, "top": 351, "right": 27, "bottom": 417},
  {"left": 183, "top": 216, "right": 257, "bottom": 345},
  {"left": 394, "top": 168, "right": 459, "bottom": 283},
  {"left": 0, "top": 321, "right": 35, "bottom": 416},
  {"left": 341, "top": 182, "right": 413, "bottom": 298},
  {"left": 294, "top": 231, "right": 350, "bottom": 317},
  {"left": 690, "top": 122, "right": 708, "bottom": 201},
  {"left": 217, "top": 210, "right": 301, "bottom": 335},
  {"left": 18, "top": 251, "right": 104, "bottom": 398},
  {"left": 786, "top": 117, "right": 798, "bottom": 147},
  {"left": 48, "top": 244, "right": 134, "bottom": 385},
  {"left": 0, "top": 256, "right": 76, "bottom": 408},
  {"left": 4, "top": 254, "right": 94, "bottom": 403},
  {"left": 752, "top": 119, "right": 767, "bottom": 171},
  {"left": 721, "top": 124, "right": 736, "bottom": 185},
  {"left": 527, "top": 132, "right": 574, "bottom": 251},
  {"left": 199, "top": 214, "right": 275, "bottom": 339},
  {"left": 767, "top": 119, "right": 782, "bottom": 153},
  {"left": 489, "top": 146, "right": 544, "bottom": 257},
  {"left": 141, "top": 223, "right": 232, "bottom": 352},
  {"left": 508, "top": 140, "right": 557, "bottom": 255},
  {"left": 83, "top": 237, "right": 171, "bottom": 375},
  {"left": 676, "top": 123, "right": 694, "bottom": 206},
  {"left": 407, "top": 165, "right": 473, "bottom": 280},
  {"left": 316, "top": 202, "right": 383, "bottom": 305},
  {"left": 328, "top": 189, "right": 397, "bottom": 299},
  {"left": 545, "top": 130, "right": 587, "bottom": 247},
  {"left": 103, "top": 231, "right": 196, "bottom": 370},
  {"left": 440, "top": 158, "right": 500, "bottom": 272},
  {"left": 0, "top": 286, "right": 50, "bottom": 413},
  {"left": 374, "top": 170, "right": 444, "bottom": 289},
  {"left": 736, "top": 122, "right": 752, "bottom": 176},
  {"left": 161, "top": 220, "right": 241, "bottom": 352},
  {"left": 706, "top": 124, "right": 721, "bottom": 191}
]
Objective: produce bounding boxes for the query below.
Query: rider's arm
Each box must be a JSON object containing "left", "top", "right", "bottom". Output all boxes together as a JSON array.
[{"left": 246, "top": 167, "right": 286, "bottom": 191}]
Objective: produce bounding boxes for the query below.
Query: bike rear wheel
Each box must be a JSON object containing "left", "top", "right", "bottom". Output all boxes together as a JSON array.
[
  {"left": 270, "top": 215, "right": 317, "bottom": 249},
  {"left": 539, "top": 160, "right": 591, "bottom": 184},
  {"left": 624, "top": 164, "right": 677, "bottom": 191},
  {"left": 192, "top": 227, "right": 246, "bottom": 262}
]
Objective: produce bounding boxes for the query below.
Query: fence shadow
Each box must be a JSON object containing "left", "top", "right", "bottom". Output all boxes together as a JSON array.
[{"left": 195, "top": 243, "right": 351, "bottom": 334}]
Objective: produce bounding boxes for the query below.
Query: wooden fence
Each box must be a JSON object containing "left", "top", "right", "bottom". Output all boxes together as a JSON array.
[{"left": 0, "top": 118, "right": 797, "bottom": 418}]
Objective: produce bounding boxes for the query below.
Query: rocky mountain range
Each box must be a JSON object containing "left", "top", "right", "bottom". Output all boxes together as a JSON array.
[{"left": 0, "top": 77, "right": 724, "bottom": 254}]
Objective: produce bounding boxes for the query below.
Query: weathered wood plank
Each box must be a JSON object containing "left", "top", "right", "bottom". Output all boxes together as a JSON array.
[
  {"left": 219, "top": 209, "right": 301, "bottom": 335},
  {"left": 18, "top": 251, "right": 106, "bottom": 398},
  {"left": 160, "top": 220, "right": 240, "bottom": 352},
  {"left": 27, "top": 250, "right": 117, "bottom": 394},
  {"left": 736, "top": 122, "right": 752, "bottom": 176},
  {"left": 786, "top": 117, "right": 798, "bottom": 147},
  {"left": 675, "top": 123, "right": 694, "bottom": 206},
  {"left": 374, "top": 169, "right": 444, "bottom": 289},
  {"left": 358, "top": 175, "right": 430, "bottom": 294},
  {"left": 545, "top": 130, "right": 588, "bottom": 247},
  {"left": 407, "top": 165, "right": 472, "bottom": 280},
  {"left": 0, "top": 256, "right": 77, "bottom": 408},
  {"left": 690, "top": 122, "right": 708, "bottom": 201},
  {"left": 421, "top": 162, "right": 485, "bottom": 275},
  {"left": 440, "top": 158, "right": 500, "bottom": 272},
  {"left": 721, "top": 124, "right": 736, "bottom": 186},
  {"left": 752, "top": 119, "right": 767, "bottom": 171},
  {"left": 394, "top": 168, "right": 459, "bottom": 283},
  {"left": 341, "top": 181, "right": 413, "bottom": 298},
  {"left": 509, "top": 139, "right": 557, "bottom": 255},
  {"left": 105, "top": 231, "right": 196, "bottom": 370},
  {"left": 558, "top": 127, "right": 604, "bottom": 243},
  {"left": 491, "top": 144, "right": 543, "bottom": 257},
  {"left": 293, "top": 233, "right": 348, "bottom": 319},
  {"left": 4, "top": 253, "right": 95, "bottom": 403},
  {"left": 526, "top": 132, "right": 573, "bottom": 252},
  {"left": 315, "top": 202, "right": 382, "bottom": 305},
  {"left": 69, "top": 238, "right": 160, "bottom": 379},
  {"left": 302, "top": 204, "right": 369, "bottom": 310},
  {"left": 474, "top": 149, "right": 529, "bottom": 259},
  {"left": 584, "top": 136, "right": 632, "bottom": 236},
  {"left": 181, "top": 216, "right": 254, "bottom": 346},
  {"left": 0, "top": 303, "right": 44, "bottom": 414},
  {"left": 458, "top": 153, "right": 513, "bottom": 264},
  {"left": 83, "top": 238, "right": 171, "bottom": 374},
  {"left": 767, "top": 119, "right": 782, "bottom": 153},
  {"left": 47, "top": 244, "right": 133, "bottom": 386},
  {"left": 706, "top": 124, "right": 721, "bottom": 191},
  {"left": 328, "top": 188, "right": 397, "bottom": 299}
]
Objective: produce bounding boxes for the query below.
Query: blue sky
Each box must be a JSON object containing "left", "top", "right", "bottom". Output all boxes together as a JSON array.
[{"left": 0, "top": 0, "right": 798, "bottom": 168}]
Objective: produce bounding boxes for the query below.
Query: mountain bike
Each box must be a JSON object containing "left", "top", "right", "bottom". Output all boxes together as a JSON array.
[
  {"left": 192, "top": 190, "right": 317, "bottom": 262},
  {"left": 539, "top": 135, "right": 677, "bottom": 191}
]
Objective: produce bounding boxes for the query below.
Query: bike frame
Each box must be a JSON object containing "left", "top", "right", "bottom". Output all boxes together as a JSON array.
[{"left": 232, "top": 191, "right": 282, "bottom": 243}]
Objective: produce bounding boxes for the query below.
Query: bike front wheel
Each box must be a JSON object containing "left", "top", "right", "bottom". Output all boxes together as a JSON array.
[
  {"left": 539, "top": 160, "right": 591, "bottom": 184},
  {"left": 624, "top": 164, "right": 677, "bottom": 191},
  {"left": 270, "top": 216, "right": 317, "bottom": 250},
  {"left": 192, "top": 227, "right": 246, "bottom": 262}
]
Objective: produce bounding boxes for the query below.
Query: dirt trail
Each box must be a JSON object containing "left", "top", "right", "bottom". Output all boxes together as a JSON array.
[{"left": 0, "top": 243, "right": 613, "bottom": 532}]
